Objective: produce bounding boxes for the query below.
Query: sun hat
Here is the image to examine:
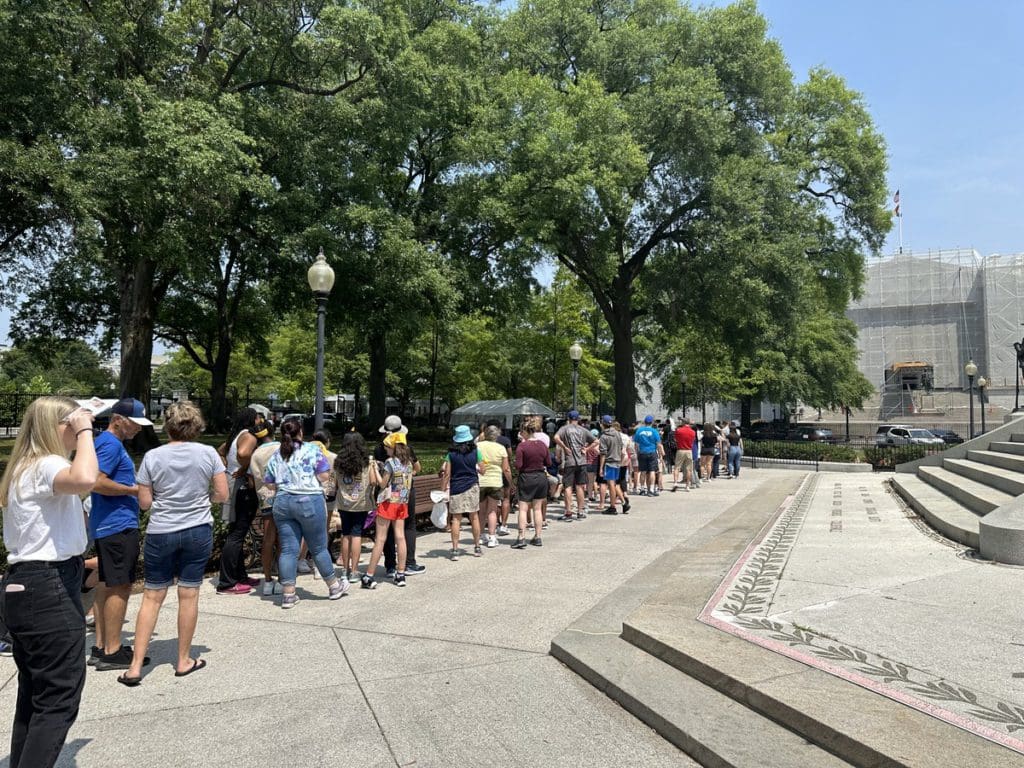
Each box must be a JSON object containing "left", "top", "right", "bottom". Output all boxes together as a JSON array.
[
  {"left": 378, "top": 415, "right": 408, "bottom": 434},
  {"left": 590, "top": 428, "right": 600, "bottom": 437},
  {"left": 111, "top": 398, "right": 153, "bottom": 427},
  {"left": 453, "top": 425, "right": 473, "bottom": 443}
]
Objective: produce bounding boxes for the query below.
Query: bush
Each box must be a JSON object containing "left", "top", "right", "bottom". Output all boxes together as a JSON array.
[
  {"left": 744, "top": 441, "right": 860, "bottom": 463},
  {"left": 862, "top": 445, "right": 926, "bottom": 469}
]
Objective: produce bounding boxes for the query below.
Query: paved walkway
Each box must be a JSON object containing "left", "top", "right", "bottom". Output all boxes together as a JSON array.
[
  {"left": 0, "top": 472, "right": 781, "bottom": 768},
  {"left": 703, "top": 472, "right": 1024, "bottom": 755}
]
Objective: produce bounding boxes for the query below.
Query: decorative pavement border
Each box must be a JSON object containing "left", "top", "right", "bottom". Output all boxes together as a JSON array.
[{"left": 698, "top": 474, "right": 1024, "bottom": 756}]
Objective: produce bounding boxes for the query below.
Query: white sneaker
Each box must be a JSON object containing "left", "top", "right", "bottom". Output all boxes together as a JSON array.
[
  {"left": 262, "top": 579, "right": 275, "bottom": 596},
  {"left": 486, "top": 535, "right": 498, "bottom": 548},
  {"left": 497, "top": 525, "right": 510, "bottom": 536}
]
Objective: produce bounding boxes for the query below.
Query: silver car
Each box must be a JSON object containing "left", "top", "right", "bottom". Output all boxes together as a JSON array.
[{"left": 876, "top": 426, "right": 944, "bottom": 446}]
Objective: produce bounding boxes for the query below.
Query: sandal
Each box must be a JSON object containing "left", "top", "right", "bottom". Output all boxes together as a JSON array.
[
  {"left": 117, "top": 673, "right": 142, "bottom": 687},
  {"left": 174, "top": 658, "right": 207, "bottom": 677}
]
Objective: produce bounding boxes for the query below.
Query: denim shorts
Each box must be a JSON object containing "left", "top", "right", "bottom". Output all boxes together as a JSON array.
[{"left": 143, "top": 523, "right": 213, "bottom": 590}]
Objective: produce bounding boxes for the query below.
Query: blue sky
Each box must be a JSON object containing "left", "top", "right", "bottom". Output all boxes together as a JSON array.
[
  {"left": 3, "top": 0, "right": 1021, "bottom": 343},
  {"left": 753, "top": 0, "right": 1024, "bottom": 256}
]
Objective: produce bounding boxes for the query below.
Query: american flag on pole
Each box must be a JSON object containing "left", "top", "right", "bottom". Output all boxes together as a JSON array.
[{"left": 894, "top": 189, "right": 901, "bottom": 217}]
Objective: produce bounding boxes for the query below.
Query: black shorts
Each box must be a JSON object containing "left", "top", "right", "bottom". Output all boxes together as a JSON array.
[
  {"left": 96, "top": 528, "right": 140, "bottom": 587},
  {"left": 340, "top": 511, "right": 369, "bottom": 536},
  {"left": 561, "top": 465, "right": 588, "bottom": 488},
  {"left": 638, "top": 453, "right": 658, "bottom": 472},
  {"left": 517, "top": 471, "right": 549, "bottom": 502}
]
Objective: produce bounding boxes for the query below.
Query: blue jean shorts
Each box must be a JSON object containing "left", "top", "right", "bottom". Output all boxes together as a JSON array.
[
  {"left": 143, "top": 523, "right": 213, "bottom": 590},
  {"left": 603, "top": 464, "right": 620, "bottom": 482}
]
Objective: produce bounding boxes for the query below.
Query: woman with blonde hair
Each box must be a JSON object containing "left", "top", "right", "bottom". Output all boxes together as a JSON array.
[
  {"left": 118, "top": 402, "right": 228, "bottom": 686},
  {"left": 0, "top": 396, "right": 98, "bottom": 768}
]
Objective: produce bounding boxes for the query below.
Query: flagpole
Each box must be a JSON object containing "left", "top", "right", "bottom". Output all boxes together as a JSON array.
[{"left": 898, "top": 213, "right": 903, "bottom": 254}]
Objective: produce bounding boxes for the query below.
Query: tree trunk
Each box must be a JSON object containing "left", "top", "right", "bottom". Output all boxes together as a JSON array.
[
  {"left": 118, "top": 256, "right": 157, "bottom": 402},
  {"left": 604, "top": 276, "right": 637, "bottom": 424},
  {"left": 208, "top": 345, "right": 232, "bottom": 430},
  {"left": 368, "top": 328, "right": 387, "bottom": 429},
  {"left": 740, "top": 396, "right": 753, "bottom": 430},
  {"left": 428, "top": 319, "right": 438, "bottom": 426}
]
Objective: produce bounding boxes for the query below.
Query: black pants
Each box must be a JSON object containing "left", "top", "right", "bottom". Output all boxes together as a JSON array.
[
  {"left": 712, "top": 454, "right": 721, "bottom": 478},
  {"left": 1, "top": 557, "right": 86, "bottom": 768},
  {"left": 218, "top": 483, "right": 258, "bottom": 588},
  {"left": 385, "top": 487, "right": 417, "bottom": 570}
]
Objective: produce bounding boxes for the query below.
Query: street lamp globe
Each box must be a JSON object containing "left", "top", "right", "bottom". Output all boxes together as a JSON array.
[
  {"left": 964, "top": 359, "right": 978, "bottom": 378},
  {"left": 307, "top": 247, "right": 335, "bottom": 296},
  {"left": 568, "top": 342, "right": 583, "bottom": 362},
  {"left": 680, "top": 371, "right": 688, "bottom": 384},
  {"left": 978, "top": 375, "right": 987, "bottom": 389}
]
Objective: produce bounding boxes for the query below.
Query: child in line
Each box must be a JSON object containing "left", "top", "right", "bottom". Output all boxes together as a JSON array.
[{"left": 362, "top": 431, "right": 414, "bottom": 589}]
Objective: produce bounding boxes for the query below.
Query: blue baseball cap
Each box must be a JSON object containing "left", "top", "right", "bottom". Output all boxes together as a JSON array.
[
  {"left": 111, "top": 397, "right": 153, "bottom": 426},
  {"left": 644, "top": 415, "right": 654, "bottom": 424},
  {"left": 601, "top": 415, "right": 613, "bottom": 425},
  {"left": 453, "top": 424, "right": 473, "bottom": 443},
  {"left": 567, "top": 409, "right": 580, "bottom": 420}
]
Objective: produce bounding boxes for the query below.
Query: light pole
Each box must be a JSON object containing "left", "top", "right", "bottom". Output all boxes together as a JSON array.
[
  {"left": 569, "top": 343, "right": 582, "bottom": 412},
  {"left": 307, "top": 247, "right": 335, "bottom": 433},
  {"left": 965, "top": 359, "right": 978, "bottom": 439},
  {"left": 978, "top": 375, "right": 987, "bottom": 435},
  {"left": 680, "top": 371, "right": 688, "bottom": 421}
]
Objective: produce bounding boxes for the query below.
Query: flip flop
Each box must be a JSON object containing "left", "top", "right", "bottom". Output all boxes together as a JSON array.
[
  {"left": 174, "top": 658, "right": 207, "bottom": 677},
  {"left": 117, "top": 673, "right": 142, "bottom": 687}
]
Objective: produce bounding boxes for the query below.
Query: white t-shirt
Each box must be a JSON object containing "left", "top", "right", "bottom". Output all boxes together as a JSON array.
[
  {"left": 3, "top": 456, "right": 87, "bottom": 563},
  {"left": 137, "top": 443, "right": 225, "bottom": 534}
]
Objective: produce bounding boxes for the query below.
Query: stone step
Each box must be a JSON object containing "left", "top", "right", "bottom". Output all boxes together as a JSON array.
[
  {"left": 891, "top": 473, "right": 980, "bottom": 548},
  {"left": 917, "top": 465, "right": 1014, "bottom": 516},
  {"left": 1011, "top": 433, "right": 1024, "bottom": 443},
  {"left": 551, "top": 630, "right": 853, "bottom": 768},
  {"left": 942, "top": 458, "right": 1024, "bottom": 496},
  {"left": 988, "top": 441, "right": 1024, "bottom": 456},
  {"left": 968, "top": 449, "right": 1024, "bottom": 474}
]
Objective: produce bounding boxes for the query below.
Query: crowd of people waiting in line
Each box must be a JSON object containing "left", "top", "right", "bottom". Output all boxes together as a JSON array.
[{"left": 0, "top": 394, "right": 743, "bottom": 767}]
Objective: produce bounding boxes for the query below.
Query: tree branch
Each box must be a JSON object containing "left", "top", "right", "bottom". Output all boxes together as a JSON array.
[
  {"left": 626, "top": 192, "right": 705, "bottom": 277},
  {"left": 227, "top": 66, "right": 367, "bottom": 96}
]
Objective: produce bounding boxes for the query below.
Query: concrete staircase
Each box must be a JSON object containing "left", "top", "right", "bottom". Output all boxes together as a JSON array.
[{"left": 893, "top": 415, "right": 1024, "bottom": 563}]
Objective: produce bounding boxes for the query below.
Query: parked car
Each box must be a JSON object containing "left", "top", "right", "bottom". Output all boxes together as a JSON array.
[
  {"left": 929, "top": 428, "right": 964, "bottom": 445},
  {"left": 747, "top": 421, "right": 788, "bottom": 440},
  {"left": 787, "top": 426, "right": 836, "bottom": 443},
  {"left": 875, "top": 425, "right": 944, "bottom": 446}
]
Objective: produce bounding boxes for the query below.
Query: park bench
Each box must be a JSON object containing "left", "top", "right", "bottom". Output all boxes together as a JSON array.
[{"left": 411, "top": 473, "right": 445, "bottom": 529}]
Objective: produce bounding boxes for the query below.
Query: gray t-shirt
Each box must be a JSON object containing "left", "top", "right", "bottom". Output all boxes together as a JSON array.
[
  {"left": 555, "top": 422, "right": 596, "bottom": 467},
  {"left": 137, "top": 442, "right": 226, "bottom": 534}
]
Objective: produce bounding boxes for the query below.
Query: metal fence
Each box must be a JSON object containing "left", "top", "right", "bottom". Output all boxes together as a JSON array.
[{"left": 743, "top": 439, "right": 948, "bottom": 472}]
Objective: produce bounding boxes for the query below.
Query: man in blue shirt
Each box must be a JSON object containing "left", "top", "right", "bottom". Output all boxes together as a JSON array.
[
  {"left": 91, "top": 398, "right": 150, "bottom": 671},
  {"left": 633, "top": 415, "right": 664, "bottom": 496}
]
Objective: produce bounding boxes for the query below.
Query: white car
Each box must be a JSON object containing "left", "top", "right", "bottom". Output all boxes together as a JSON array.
[{"left": 875, "top": 425, "right": 944, "bottom": 447}]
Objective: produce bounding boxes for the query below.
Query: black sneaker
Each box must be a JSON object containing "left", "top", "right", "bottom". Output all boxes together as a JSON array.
[
  {"left": 361, "top": 574, "right": 377, "bottom": 590},
  {"left": 393, "top": 572, "right": 407, "bottom": 587},
  {"left": 94, "top": 646, "right": 150, "bottom": 672},
  {"left": 602, "top": 507, "right": 618, "bottom": 515},
  {"left": 87, "top": 645, "right": 102, "bottom": 666},
  {"left": 385, "top": 568, "right": 396, "bottom": 579},
  {"left": 405, "top": 563, "right": 426, "bottom": 575},
  {"left": 511, "top": 537, "right": 527, "bottom": 550},
  {"left": 530, "top": 537, "right": 543, "bottom": 547},
  {"left": 623, "top": 499, "right": 631, "bottom": 513}
]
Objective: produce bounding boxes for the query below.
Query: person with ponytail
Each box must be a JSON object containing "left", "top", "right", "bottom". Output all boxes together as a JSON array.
[
  {"left": 262, "top": 418, "right": 349, "bottom": 608},
  {"left": 0, "top": 397, "right": 98, "bottom": 767},
  {"left": 361, "top": 431, "right": 414, "bottom": 589}
]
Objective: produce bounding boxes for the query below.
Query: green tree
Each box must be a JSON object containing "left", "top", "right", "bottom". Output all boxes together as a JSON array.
[{"left": 480, "top": 0, "right": 890, "bottom": 422}]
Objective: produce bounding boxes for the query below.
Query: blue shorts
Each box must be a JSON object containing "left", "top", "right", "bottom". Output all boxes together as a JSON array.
[
  {"left": 603, "top": 464, "right": 620, "bottom": 482},
  {"left": 143, "top": 523, "right": 213, "bottom": 590}
]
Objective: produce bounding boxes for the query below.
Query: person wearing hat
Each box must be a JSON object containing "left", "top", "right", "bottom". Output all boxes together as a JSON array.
[
  {"left": 90, "top": 397, "right": 151, "bottom": 671},
  {"left": 554, "top": 409, "right": 596, "bottom": 521},
  {"left": 441, "top": 425, "right": 482, "bottom": 559},
  {"left": 374, "top": 416, "right": 425, "bottom": 575},
  {"left": 362, "top": 431, "right": 415, "bottom": 588},
  {"left": 633, "top": 415, "right": 663, "bottom": 497}
]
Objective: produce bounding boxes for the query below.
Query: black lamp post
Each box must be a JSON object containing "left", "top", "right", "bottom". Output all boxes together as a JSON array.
[
  {"left": 965, "top": 359, "right": 977, "bottom": 439},
  {"left": 680, "top": 371, "right": 688, "bottom": 420},
  {"left": 307, "top": 247, "right": 335, "bottom": 433},
  {"left": 569, "top": 343, "right": 582, "bottom": 412},
  {"left": 978, "top": 375, "right": 987, "bottom": 435}
]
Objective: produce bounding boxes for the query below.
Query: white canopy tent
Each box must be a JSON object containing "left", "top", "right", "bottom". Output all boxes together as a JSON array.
[{"left": 449, "top": 398, "right": 556, "bottom": 429}]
